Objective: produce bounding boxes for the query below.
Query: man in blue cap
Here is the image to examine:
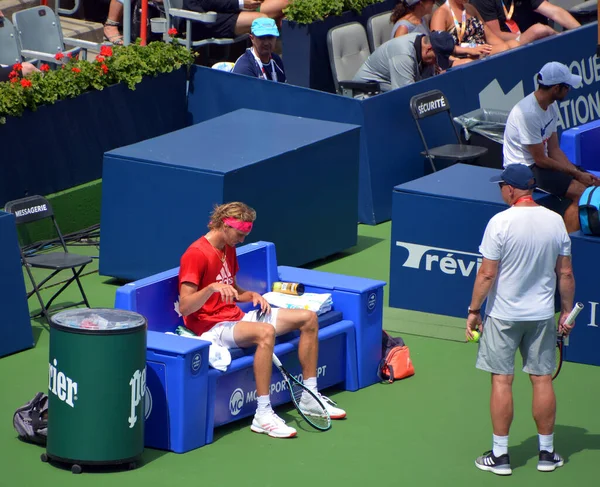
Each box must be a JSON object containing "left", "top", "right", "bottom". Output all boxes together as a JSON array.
[
  {"left": 466, "top": 163, "right": 575, "bottom": 476},
  {"left": 232, "top": 18, "right": 286, "bottom": 82}
]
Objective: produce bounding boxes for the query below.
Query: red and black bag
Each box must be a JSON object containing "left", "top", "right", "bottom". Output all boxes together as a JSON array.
[{"left": 377, "top": 331, "right": 415, "bottom": 383}]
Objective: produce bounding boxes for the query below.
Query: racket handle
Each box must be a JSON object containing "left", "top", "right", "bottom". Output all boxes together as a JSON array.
[
  {"left": 565, "top": 302, "right": 584, "bottom": 325},
  {"left": 272, "top": 353, "right": 282, "bottom": 367}
]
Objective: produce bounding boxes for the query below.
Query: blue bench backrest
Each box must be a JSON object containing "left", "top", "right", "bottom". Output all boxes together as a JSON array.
[
  {"left": 561, "top": 119, "right": 600, "bottom": 172},
  {"left": 114, "top": 241, "right": 279, "bottom": 333}
]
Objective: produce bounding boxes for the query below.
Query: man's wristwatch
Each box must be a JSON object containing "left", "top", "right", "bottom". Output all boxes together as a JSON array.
[{"left": 468, "top": 307, "right": 481, "bottom": 315}]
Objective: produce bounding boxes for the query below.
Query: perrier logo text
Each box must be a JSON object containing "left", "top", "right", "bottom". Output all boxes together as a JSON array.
[{"left": 48, "top": 358, "right": 78, "bottom": 408}]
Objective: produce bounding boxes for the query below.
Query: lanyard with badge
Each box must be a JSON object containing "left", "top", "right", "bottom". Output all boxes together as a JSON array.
[
  {"left": 250, "top": 48, "right": 277, "bottom": 82},
  {"left": 446, "top": 0, "right": 466, "bottom": 44},
  {"left": 501, "top": 0, "right": 520, "bottom": 34}
]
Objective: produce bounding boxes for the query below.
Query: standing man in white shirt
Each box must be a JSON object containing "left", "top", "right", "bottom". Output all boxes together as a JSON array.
[
  {"left": 466, "top": 164, "right": 576, "bottom": 476},
  {"left": 503, "top": 61, "right": 600, "bottom": 233}
]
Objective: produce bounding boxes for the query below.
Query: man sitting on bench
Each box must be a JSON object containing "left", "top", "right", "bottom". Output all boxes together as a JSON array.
[{"left": 178, "top": 202, "right": 346, "bottom": 439}]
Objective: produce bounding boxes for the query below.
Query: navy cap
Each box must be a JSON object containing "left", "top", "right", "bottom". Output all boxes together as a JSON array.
[{"left": 490, "top": 164, "right": 537, "bottom": 190}]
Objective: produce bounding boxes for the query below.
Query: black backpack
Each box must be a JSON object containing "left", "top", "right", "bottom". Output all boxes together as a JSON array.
[{"left": 13, "top": 393, "right": 48, "bottom": 445}]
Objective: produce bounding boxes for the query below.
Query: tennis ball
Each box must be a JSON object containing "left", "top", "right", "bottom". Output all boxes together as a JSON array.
[{"left": 468, "top": 331, "right": 480, "bottom": 343}]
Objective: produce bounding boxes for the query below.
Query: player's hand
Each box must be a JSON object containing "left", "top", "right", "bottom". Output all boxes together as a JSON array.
[
  {"left": 558, "top": 310, "right": 575, "bottom": 336},
  {"left": 466, "top": 313, "right": 482, "bottom": 340},
  {"left": 574, "top": 171, "right": 597, "bottom": 186},
  {"left": 211, "top": 283, "right": 239, "bottom": 303},
  {"left": 252, "top": 292, "right": 271, "bottom": 313}
]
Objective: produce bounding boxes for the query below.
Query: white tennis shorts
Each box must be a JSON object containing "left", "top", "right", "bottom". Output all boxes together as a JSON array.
[{"left": 199, "top": 308, "right": 279, "bottom": 349}]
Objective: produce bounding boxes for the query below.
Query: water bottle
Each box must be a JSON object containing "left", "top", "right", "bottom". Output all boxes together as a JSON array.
[{"left": 272, "top": 281, "right": 305, "bottom": 296}]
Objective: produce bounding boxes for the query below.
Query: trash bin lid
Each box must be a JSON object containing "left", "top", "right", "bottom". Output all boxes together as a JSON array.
[{"left": 50, "top": 308, "right": 147, "bottom": 334}]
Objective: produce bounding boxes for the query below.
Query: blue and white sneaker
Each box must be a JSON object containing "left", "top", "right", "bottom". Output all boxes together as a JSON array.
[
  {"left": 475, "top": 450, "right": 512, "bottom": 475},
  {"left": 538, "top": 450, "right": 564, "bottom": 472}
]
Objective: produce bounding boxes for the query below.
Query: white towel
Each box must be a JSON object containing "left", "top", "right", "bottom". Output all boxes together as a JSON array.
[
  {"left": 262, "top": 292, "right": 333, "bottom": 315},
  {"left": 165, "top": 332, "right": 231, "bottom": 372}
]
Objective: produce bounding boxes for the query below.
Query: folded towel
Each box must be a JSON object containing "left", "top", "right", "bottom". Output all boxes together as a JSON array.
[
  {"left": 166, "top": 330, "right": 232, "bottom": 372},
  {"left": 262, "top": 291, "right": 333, "bottom": 315}
]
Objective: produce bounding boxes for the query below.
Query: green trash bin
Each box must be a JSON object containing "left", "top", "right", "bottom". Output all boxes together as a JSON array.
[{"left": 44, "top": 308, "right": 147, "bottom": 473}]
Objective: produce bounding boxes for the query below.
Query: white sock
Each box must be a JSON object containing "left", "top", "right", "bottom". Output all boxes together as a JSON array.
[
  {"left": 539, "top": 433, "right": 554, "bottom": 453},
  {"left": 256, "top": 395, "right": 271, "bottom": 415},
  {"left": 303, "top": 377, "right": 318, "bottom": 394},
  {"left": 492, "top": 434, "right": 509, "bottom": 457}
]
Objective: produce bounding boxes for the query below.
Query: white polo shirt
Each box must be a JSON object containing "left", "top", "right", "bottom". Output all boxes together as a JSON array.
[
  {"left": 480, "top": 205, "right": 571, "bottom": 320},
  {"left": 503, "top": 92, "right": 559, "bottom": 167}
]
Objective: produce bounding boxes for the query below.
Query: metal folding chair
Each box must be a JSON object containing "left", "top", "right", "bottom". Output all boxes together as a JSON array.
[
  {"left": 4, "top": 195, "right": 92, "bottom": 323},
  {"left": 410, "top": 89, "right": 488, "bottom": 172}
]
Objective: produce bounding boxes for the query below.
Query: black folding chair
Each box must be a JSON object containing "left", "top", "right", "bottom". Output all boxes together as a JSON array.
[
  {"left": 4, "top": 195, "right": 92, "bottom": 322},
  {"left": 410, "top": 89, "right": 488, "bottom": 172}
]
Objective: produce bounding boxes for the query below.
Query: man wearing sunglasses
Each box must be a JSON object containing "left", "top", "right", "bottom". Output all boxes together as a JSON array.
[{"left": 503, "top": 61, "right": 600, "bottom": 233}]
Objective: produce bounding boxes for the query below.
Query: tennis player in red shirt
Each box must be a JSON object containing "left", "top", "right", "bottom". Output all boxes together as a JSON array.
[{"left": 178, "top": 202, "right": 346, "bottom": 438}]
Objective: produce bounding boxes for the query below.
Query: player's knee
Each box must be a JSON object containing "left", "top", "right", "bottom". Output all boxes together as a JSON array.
[
  {"left": 256, "top": 324, "right": 275, "bottom": 348},
  {"left": 300, "top": 311, "right": 318, "bottom": 334}
]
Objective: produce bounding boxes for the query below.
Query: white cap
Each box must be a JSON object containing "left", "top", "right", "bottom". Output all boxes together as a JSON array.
[{"left": 537, "top": 62, "right": 582, "bottom": 88}]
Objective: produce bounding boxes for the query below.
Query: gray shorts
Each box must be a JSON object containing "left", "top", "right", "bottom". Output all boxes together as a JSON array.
[{"left": 476, "top": 315, "right": 556, "bottom": 375}]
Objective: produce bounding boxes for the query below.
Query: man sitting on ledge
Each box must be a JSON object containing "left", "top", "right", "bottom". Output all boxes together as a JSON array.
[
  {"left": 503, "top": 61, "right": 600, "bottom": 233},
  {"left": 352, "top": 31, "right": 458, "bottom": 92},
  {"left": 178, "top": 202, "right": 346, "bottom": 439}
]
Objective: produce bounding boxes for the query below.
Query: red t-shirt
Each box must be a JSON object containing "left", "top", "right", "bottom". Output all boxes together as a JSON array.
[{"left": 179, "top": 236, "right": 244, "bottom": 335}]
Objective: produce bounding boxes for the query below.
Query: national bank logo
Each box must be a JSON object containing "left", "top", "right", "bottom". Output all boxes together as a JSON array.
[
  {"left": 395, "top": 241, "right": 482, "bottom": 278},
  {"left": 478, "top": 79, "right": 524, "bottom": 112}
]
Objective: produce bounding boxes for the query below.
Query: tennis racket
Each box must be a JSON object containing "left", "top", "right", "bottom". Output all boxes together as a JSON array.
[
  {"left": 271, "top": 353, "right": 331, "bottom": 431},
  {"left": 553, "top": 302, "right": 583, "bottom": 380}
]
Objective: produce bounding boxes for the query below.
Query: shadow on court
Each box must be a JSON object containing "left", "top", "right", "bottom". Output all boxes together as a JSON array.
[{"left": 510, "top": 425, "right": 600, "bottom": 470}]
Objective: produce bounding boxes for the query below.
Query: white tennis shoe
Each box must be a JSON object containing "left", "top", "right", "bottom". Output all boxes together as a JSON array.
[
  {"left": 251, "top": 410, "right": 297, "bottom": 438},
  {"left": 300, "top": 392, "right": 347, "bottom": 419}
]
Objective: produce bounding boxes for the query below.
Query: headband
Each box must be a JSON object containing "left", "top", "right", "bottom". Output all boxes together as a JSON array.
[{"left": 223, "top": 217, "right": 253, "bottom": 233}]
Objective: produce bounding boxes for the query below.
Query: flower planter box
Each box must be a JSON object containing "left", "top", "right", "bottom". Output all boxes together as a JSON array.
[
  {"left": 281, "top": 0, "right": 395, "bottom": 93},
  {"left": 0, "top": 68, "right": 188, "bottom": 207}
]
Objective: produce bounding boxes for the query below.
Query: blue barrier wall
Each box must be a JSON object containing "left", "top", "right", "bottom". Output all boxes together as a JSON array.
[
  {"left": 0, "top": 69, "right": 188, "bottom": 207},
  {"left": 0, "top": 211, "right": 34, "bottom": 358},
  {"left": 188, "top": 23, "right": 600, "bottom": 224}
]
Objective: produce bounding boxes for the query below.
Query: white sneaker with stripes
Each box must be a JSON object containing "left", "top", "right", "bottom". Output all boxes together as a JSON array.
[
  {"left": 251, "top": 410, "right": 297, "bottom": 438},
  {"left": 475, "top": 450, "right": 512, "bottom": 475},
  {"left": 300, "top": 392, "right": 347, "bottom": 419},
  {"left": 538, "top": 450, "right": 564, "bottom": 472}
]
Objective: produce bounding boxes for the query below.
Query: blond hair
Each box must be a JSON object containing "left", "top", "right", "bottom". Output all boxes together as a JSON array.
[{"left": 208, "top": 202, "right": 256, "bottom": 230}]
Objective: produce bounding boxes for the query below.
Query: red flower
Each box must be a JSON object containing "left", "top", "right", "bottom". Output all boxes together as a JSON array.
[
  {"left": 10, "top": 77, "right": 18, "bottom": 84},
  {"left": 101, "top": 64, "right": 109, "bottom": 74},
  {"left": 12, "top": 63, "right": 23, "bottom": 72},
  {"left": 71, "top": 67, "right": 81, "bottom": 73},
  {"left": 55, "top": 52, "right": 64, "bottom": 60},
  {"left": 67, "top": 53, "right": 72, "bottom": 59},
  {"left": 100, "top": 45, "right": 113, "bottom": 57},
  {"left": 168, "top": 28, "right": 177, "bottom": 36},
  {"left": 20, "top": 79, "right": 32, "bottom": 88},
  {"left": 40, "top": 64, "right": 50, "bottom": 72},
  {"left": 8, "top": 70, "right": 18, "bottom": 79},
  {"left": 96, "top": 55, "right": 105, "bottom": 63}
]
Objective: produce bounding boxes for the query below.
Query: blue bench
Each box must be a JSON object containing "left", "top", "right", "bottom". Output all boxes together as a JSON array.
[{"left": 114, "top": 241, "right": 386, "bottom": 453}]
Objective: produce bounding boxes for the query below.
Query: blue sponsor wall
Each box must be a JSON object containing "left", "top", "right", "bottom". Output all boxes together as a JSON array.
[{"left": 188, "top": 23, "right": 600, "bottom": 224}]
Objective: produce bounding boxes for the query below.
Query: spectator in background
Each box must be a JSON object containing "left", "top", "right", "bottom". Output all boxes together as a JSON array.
[
  {"left": 470, "top": 0, "right": 557, "bottom": 45},
  {"left": 104, "top": 0, "right": 125, "bottom": 45},
  {"left": 390, "top": 0, "right": 435, "bottom": 38},
  {"left": 430, "top": 0, "right": 519, "bottom": 61},
  {"left": 232, "top": 18, "right": 285, "bottom": 82},
  {"left": 353, "top": 31, "right": 456, "bottom": 92},
  {"left": 512, "top": 0, "right": 580, "bottom": 33},
  {"left": 184, "top": 0, "right": 267, "bottom": 40}
]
